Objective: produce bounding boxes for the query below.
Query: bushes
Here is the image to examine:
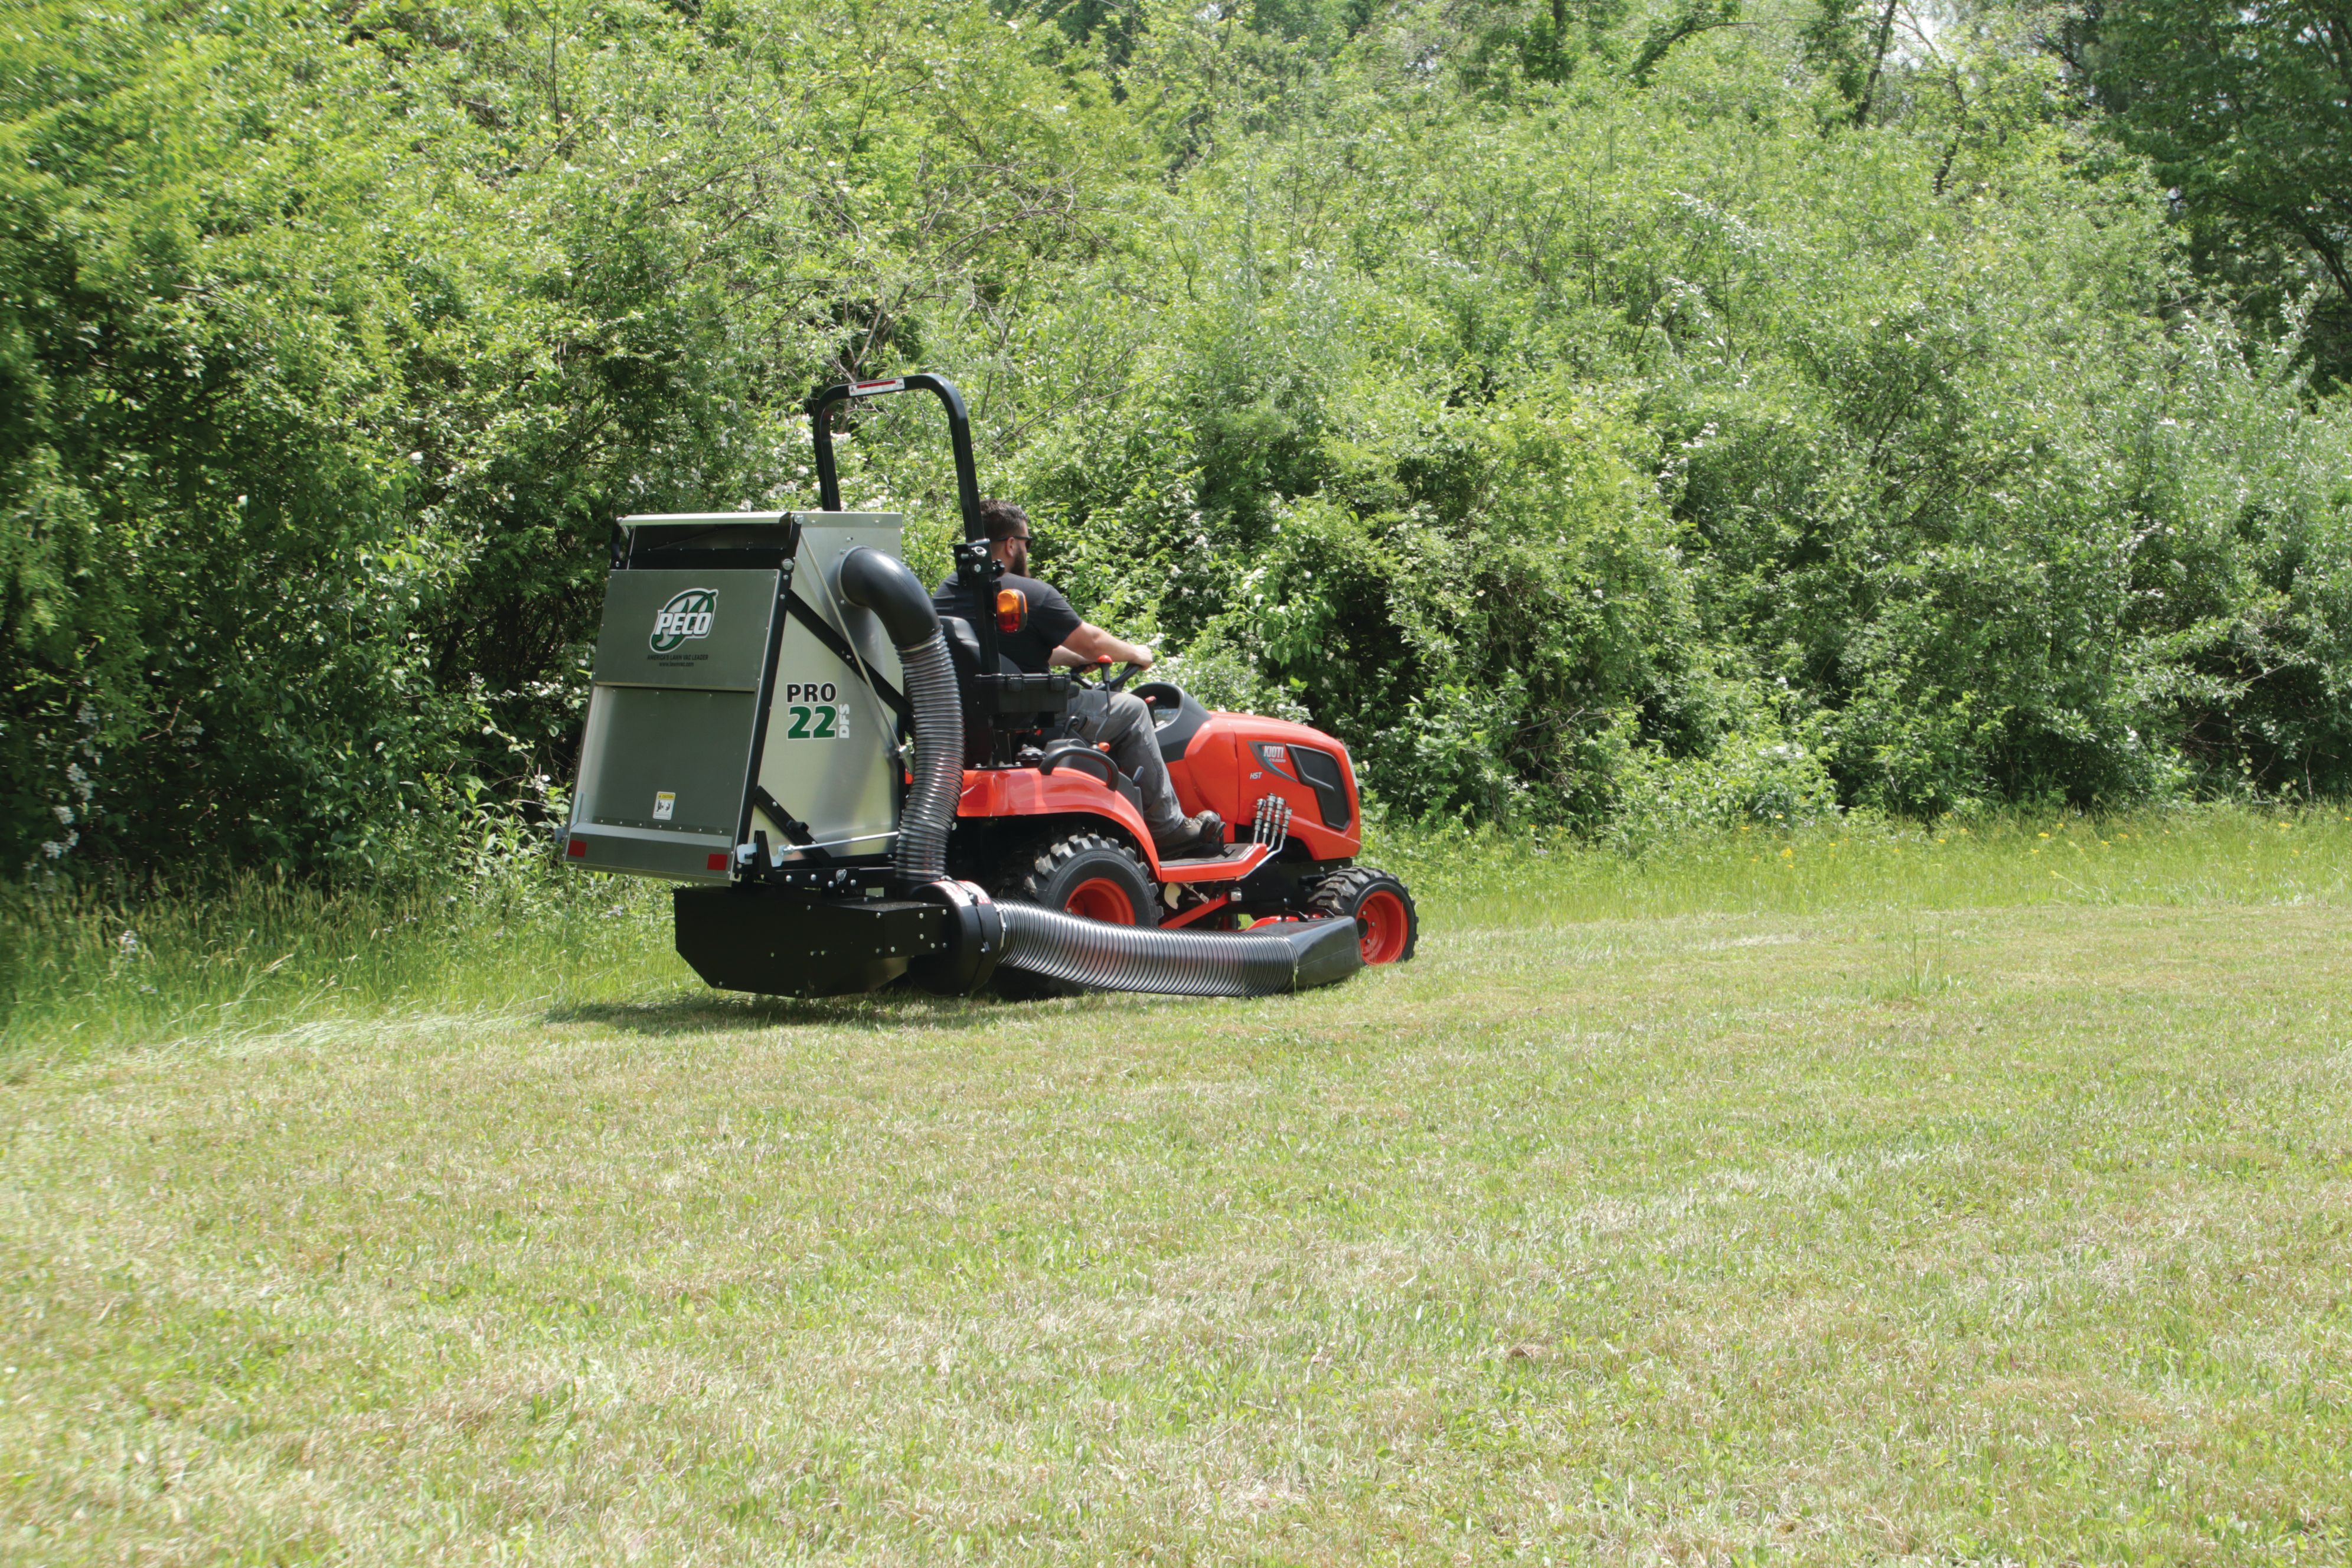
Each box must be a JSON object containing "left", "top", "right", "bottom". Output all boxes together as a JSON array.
[
  {"left": 0, "top": 0, "right": 1116, "bottom": 877},
  {"left": 3, "top": 0, "right": 2350, "bottom": 884},
  {"left": 1249, "top": 382, "right": 1701, "bottom": 824},
  {"left": 0, "top": 7, "right": 486, "bottom": 873},
  {"left": 1018, "top": 32, "right": 2352, "bottom": 825}
]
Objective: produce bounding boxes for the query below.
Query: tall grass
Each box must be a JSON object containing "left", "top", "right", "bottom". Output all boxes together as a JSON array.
[
  {"left": 0, "top": 867, "right": 679, "bottom": 1059},
  {"left": 4, "top": 805, "right": 2344, "bottom": 1057},
  {"left": 1374, "top": 803, "right": 2352, "bottom": 928}
]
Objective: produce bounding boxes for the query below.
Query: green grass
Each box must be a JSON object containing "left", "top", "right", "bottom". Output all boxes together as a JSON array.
[
  {"left": 2, "top": 808, "right": 2349, "bottom": 1563},
  {"left": 7, "top": 806, "right": 2346, "bottom": 1058},
  {"left": 1378, "top": 805, "right": 2352, "bottom": 926},
  {"left": 0, "top": 869, "right": 671, "bottom": 1057}
]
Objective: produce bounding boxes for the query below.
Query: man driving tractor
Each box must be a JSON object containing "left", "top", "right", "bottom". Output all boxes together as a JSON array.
[{"left": 932, "top": 499, "right": 1225, "bottom": 860}]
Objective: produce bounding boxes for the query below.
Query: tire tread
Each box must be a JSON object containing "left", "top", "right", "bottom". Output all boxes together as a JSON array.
[
  {"left": 1305, "top": 865, "right": 1419, "bottom": 962},
  {"left": 989, "top": 830, "right": 1157, "bottom": 998}
]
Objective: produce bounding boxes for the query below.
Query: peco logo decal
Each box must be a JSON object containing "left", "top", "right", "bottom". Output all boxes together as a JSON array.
[{"left": 650, "top": 588, "right": 718, "bottom": 652}]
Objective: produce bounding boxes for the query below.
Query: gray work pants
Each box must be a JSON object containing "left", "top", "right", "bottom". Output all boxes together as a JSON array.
[{"left": 1064, "top": 688, "right": 1184, "bottom": 837}]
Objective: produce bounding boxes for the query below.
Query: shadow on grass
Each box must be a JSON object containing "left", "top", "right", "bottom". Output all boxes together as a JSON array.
[
  {"left": 548, "top": 990, "right": 978, "bottom": 1035},
  {"left": 549, "top": 981, "right": 1220, "bottom": 1037}
]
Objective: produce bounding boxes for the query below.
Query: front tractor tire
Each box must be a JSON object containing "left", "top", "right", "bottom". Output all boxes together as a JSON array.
[
  {"left": 1308, "top": 867, "right": 1419, "bottom": 965},
  {"left": 991, "top": 831, "right": 1158, "bottom": 998}
]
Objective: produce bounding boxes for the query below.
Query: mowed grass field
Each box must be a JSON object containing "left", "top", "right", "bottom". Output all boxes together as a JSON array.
[{"left": 2, "top": 812, "right": 2349, "bottom": 1564}]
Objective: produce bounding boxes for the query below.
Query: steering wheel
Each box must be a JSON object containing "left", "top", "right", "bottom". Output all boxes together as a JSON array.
[{"left": 1085, "top": 656, "right": 1146, "bottom": 692}]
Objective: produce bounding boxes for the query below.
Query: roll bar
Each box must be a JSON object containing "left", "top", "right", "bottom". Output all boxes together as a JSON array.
[{"left": 807, "top": 374, "right": 985, "bottom": 543}]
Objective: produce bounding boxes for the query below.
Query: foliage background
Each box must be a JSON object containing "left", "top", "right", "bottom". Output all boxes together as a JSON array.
[{"left": 4, "top": 0, "right": 2348, "bottom": 877}]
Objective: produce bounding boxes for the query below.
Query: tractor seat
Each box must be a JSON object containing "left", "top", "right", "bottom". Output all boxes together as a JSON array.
[
  {"left": 939, "top": 614, "right": 1074, "bottom": 765},
  {"left": 942, "top": 612, "right": 984, "bottom": 674},
  {"left": 939, "top": 615, "right": 994, "bottom": 766}
]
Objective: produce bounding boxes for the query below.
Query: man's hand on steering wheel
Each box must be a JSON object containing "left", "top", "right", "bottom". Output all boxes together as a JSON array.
[
  {"left": 1054, "top": 623, "right": 1155, "bottom": 688},
  {"left": 1082, "top": 656, "right": 1146, "bottom": 692}
]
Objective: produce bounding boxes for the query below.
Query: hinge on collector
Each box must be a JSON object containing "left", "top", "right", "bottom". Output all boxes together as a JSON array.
[{"left": 744, "top": 789, "right": 831, "bottom": 877}]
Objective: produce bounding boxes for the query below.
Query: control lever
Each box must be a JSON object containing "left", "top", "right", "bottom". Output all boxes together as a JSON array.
[{"left": 1250, "top": 794, "right": 1293, "bottom": 856}]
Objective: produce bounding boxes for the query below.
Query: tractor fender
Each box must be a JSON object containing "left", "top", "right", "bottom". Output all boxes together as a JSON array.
[{"left": 956, "top": 766, "right": 1167, "bottom": 875}]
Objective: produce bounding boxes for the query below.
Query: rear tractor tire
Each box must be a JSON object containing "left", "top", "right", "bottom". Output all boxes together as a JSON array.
[
  {"left": 990, "top": 831, "right": 1157, "bottom": 998},
  {"left": 1307, "top": 867, "right": 1418, "bottom": 965}
]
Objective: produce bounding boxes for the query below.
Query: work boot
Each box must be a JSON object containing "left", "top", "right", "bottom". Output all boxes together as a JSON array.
[{"left": 1153, "top": 811, "right": 1225, "bottom": 860}]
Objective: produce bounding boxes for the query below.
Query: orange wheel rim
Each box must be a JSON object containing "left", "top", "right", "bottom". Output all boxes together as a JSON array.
[
  {"left": 1064, "top": 877, "right": 1137, "bottom": 925},
  {"left": 1355, "top": 889, "right": 1409, "bottom": 963}
]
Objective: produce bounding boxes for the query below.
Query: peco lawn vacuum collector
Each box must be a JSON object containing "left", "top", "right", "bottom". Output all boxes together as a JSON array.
[{"left": 560, "top": 373, "right": 1417, "bottom": 999}]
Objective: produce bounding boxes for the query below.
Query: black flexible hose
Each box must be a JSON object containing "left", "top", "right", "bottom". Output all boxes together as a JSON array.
[
  {"left": 835, "top": 546, "right": 959, "bottom": 884},
  {"left": 994, "top": 901, "right": 1361, "bottom": 996},
  {"left": 837, "top": 545, "right": 939, "bottom": 648},
  {"left": 893, "top": 637, "right": 960, "bottom": 881}
]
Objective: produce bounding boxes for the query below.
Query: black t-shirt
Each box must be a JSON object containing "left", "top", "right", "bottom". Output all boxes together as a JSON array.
[{"left": 930, "top": 571, "right": 1084, "bottom": 674}]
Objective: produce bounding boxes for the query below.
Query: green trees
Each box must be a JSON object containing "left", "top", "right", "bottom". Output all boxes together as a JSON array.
[
  {"left": 1, "top": 0, "right": 1123, "bottom": 873},
  {"left": 1027, "top": 41, "right": 2352, "bottom": 819},
  {"left": 2, "top": 0, "right": 2347, "bottom": 877},
  {"left": 2067, "top": 0, "right": 2352, "bottom": 384},
  {"left": 1, "top": 5, "right": 478, "bottom": 872}
]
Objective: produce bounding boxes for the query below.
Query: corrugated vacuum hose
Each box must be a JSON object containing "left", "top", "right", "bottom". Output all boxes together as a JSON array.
[
  {"left": 994, "top": 898, "right": 1360, "bottom": 996},
  {"left": 833, "top": 546, "right": 964, "bottom": 884},
  {"left": 912, "top": 877, "right": 1360, "bottom": 997},
  {"left": 891, "top": 634, "right": 960, "bottom": 881}
]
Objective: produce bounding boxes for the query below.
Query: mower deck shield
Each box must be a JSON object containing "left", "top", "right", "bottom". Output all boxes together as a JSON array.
[{"left": 673, "top": 886, "right": 945, "bottom": 996}]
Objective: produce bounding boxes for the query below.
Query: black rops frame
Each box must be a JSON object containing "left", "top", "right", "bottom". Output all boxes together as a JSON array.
[
  {"left": 807, "top": 371, "right": 1003, "bottom": 679},
  {"left": 808, "top": 374, "right": 985, "bottom": 541},
  {"left": 806, "top": 373, "right": 1073, "bottom": 767}
]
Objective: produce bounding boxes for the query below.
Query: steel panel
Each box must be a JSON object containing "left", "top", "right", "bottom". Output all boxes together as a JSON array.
[
  {"left": 750, "top": 522, "right": 907, "bottom": 859},
  {"left": 590, "top": 568, "right": 783, "bottom": 691}
]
